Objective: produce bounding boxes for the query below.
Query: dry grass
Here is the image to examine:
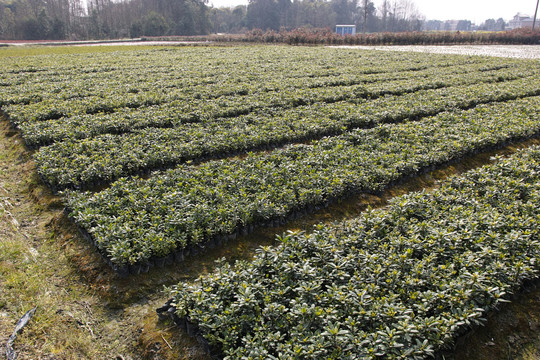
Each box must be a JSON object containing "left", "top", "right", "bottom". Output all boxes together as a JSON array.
[{"left": 0, "top": 119, "right": 122, "bottom": 358}]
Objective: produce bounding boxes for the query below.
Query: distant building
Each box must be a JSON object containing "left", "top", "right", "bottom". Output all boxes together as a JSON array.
[
  {"left": 482, "top": 18, "right": 506, "bottom": 31},
  {"left": 507, "top": 13, "right": 535, "bottom": 29},
  {"left": 424, "top": 20, "right": 443, "bottom": 31},
  {"left": 443, "top": 20, "right": 460, "bottom": 31},
  {"left": 335, "top": 25, "right": 356, "bottom": 36},
  {"left": 424, "top": 20, "right": 472, "bottom": 32}
]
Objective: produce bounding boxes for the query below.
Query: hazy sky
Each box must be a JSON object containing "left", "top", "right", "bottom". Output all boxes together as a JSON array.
[{"left": 208, "top": 0, "right": 539, "bottom": 24}]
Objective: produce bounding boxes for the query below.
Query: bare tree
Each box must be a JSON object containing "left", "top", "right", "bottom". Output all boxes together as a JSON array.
[
  {"left": 378, "top": 0, "right": 389, "bottom": 31},
  {"left": 381, "top": 0, "right": 423, "bottom": 32}
]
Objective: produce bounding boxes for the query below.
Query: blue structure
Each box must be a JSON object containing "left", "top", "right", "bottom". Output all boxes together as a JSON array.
[{"left": 335, "top": 25, "right": 356, "bottom": 36}]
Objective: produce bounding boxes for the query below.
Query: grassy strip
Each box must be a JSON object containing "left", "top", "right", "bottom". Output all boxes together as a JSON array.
[
  {"left": 64, "top": 96, "right": 540, "bottom": 269},
  {"left": 0, "top": 120, "right": 126, "bottom": 358},
  {"left": 168, "top": 145, "right": 540, "bottom": 359},
  {"left": 0, "top": 44, "right": 164, "bottom": 58}
]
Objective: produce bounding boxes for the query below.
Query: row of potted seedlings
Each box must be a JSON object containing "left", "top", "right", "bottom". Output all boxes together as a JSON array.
[
  {"left": 63, "top": 96, "right": 540, "bottom": 270},
  {"left": 163, "top": 145, "right": 540, "bottom": 359}
]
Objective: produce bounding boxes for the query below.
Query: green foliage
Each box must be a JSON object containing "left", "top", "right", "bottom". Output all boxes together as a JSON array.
[
  {"left": 247, "top": 0, "right": 281, "bottom": 31},
  {"left": 0, "top": 1, "right": 65, "bottom": 40},
  {"left": 244, "top": 0, "right": 381, "bottom": 32},
  {"left": 0, "top": 7, "right": 16, "bottom": 38},
  {"left": 141, "top": 11, "right": 169, "bottom": 37},
  {"left": 49, "top": 17, "right": 66, "bottom": 40},
  {"left": 171, "top": 146, "right": 540, "bottom": 358},
  {"left": 19, "top": 16, "right": 42, "bottom": 40},
  {"left": 2, "top": 43, "right": 540, "bottom": 359},
  {"left": 129, "top": 20, "right": 143, "bottom": 38}
]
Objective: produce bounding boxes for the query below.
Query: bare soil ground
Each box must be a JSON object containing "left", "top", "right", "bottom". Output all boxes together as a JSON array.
[{"left": 333, "top": 45, "right": 540, "bottom": 59}]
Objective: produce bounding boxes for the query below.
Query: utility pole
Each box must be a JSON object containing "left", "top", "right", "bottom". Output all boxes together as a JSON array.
[
  {"left": 363, "top": 0, "right": 368, "bottom": 33},
  {"left": 534, "top": 0, "right": 539, "bottom": 29}
]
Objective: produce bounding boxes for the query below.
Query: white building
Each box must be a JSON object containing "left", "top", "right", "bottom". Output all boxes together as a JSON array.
[{"left": 507, "top": 13, "right": 535, "bottom": 29}]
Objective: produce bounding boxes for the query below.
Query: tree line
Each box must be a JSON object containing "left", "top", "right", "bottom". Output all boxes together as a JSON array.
[
  {"left": 0, "top": 0, "right": 424, "bottom": 40},
  {"left": 241, "top": 0, "right": 423, "bottom": 34},
  {"left": 0, "top": 0, "right": 211, "bottom": 39}
]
